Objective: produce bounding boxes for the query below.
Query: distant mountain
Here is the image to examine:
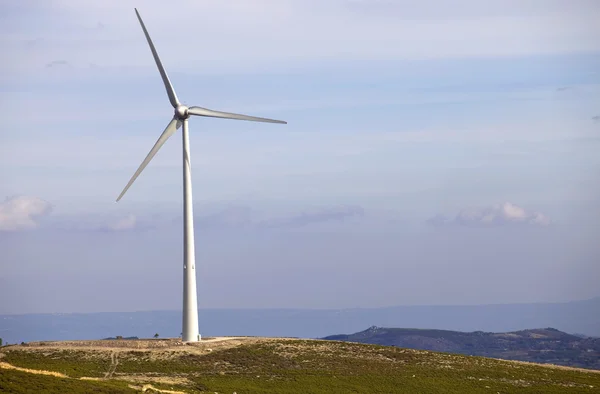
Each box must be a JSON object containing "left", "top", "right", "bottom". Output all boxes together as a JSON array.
[
  {"left": 323, "top": 326, "right": 600, "bottom": 370},
  {"left": 1, "top": 297, "right": 598, "bottom": 345}
]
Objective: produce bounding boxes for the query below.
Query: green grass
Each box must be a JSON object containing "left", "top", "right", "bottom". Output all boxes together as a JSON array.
[
  {"left": 2, "top": 339, "right": 599, "bottom": 393},
  {"left": 2, "top": 349, "right": 110, "bottom": 378},
  {"left": 0, "top": 368, "right": 137, "bottom": 393}
]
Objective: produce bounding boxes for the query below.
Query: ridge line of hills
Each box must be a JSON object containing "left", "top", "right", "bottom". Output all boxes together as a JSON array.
[
  {"left": 1, "top": 296, "right": 598, "bottom": 349},
  {"left": 322, "top": 326, "right": 600, "bottom": 370}
]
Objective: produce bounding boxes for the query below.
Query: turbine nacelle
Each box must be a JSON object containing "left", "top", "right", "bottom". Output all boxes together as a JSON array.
[{"left": 175, "top": 105, "right": 189, "bottom": 120}]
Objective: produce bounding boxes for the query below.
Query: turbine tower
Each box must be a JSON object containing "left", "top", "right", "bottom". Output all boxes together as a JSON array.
[{"left": 116, "top": 9, "right": 286, "bottom": 342}]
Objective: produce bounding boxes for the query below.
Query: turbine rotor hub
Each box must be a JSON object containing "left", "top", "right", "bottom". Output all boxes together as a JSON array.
[{"left": 175, "top": 105, "right": 189, "bottom": 119}]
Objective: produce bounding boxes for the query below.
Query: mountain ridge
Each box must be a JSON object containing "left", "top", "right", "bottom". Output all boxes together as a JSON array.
[
  {"left": 323, "top": 326, "right": 600, "bottom": 370},
  {"left": 1, "top": 296, "right": 598, "bottom": 344}
]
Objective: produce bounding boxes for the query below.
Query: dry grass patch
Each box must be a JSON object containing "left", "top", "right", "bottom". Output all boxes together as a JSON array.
[{"left": 0, "top": 361, "right": 68, "bottom": 378}]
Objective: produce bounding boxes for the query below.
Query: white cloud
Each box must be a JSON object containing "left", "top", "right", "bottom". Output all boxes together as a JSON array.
[
  {"left": 196, "top": 206, "right": 256, "bottom": 229},
  {"left": 0, "top": 196, "right": 53, "bottom": 231},
  {"left": 40, "top": 212, "right": 150, "bottom": 233},
  {"left": 193, "top": 204, "right": 365, "bottom": 229},
  {"left": 105, "top": 214, "right": 137, "bottom": 231},
  {"left": 33, "top": 204, "right": 367, "bottom": 234},
  {"left": 2, "top": 0, "right": 599, "bottom": 79},
  {"left": 262, "top": 205, "right": 365, "bottom": 228},
  {"left": 428, "top": 202, "right": 551, "bottom": 227}
]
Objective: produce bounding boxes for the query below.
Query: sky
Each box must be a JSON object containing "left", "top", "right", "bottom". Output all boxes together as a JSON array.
[{"left": 1, "top": 0, "right": 599, "bottom": 314}]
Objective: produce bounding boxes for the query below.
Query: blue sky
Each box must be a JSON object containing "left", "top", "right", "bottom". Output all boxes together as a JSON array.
[{"left": 1, "top": 0, "right": 599, "bottom": 314}]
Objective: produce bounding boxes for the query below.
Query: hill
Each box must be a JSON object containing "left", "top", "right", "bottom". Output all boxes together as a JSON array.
[
  {"left": 1, "top": 337, "right": 599, "bottom": 393},
  {"left": 323, "top": 326, "right": 600, "bottom": 369},
  {"left": 2, "top": 297, "right": 599, "bottom": 345}
]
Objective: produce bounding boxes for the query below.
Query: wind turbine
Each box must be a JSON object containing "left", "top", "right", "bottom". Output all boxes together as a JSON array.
[{"left": 116, "top": 9, "right": 286, "bottom": 342}]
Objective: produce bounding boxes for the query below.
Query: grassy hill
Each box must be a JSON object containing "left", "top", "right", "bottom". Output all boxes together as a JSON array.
[
  {"left": 323, "top": 326, "right": 600, "bottom": 370},
  {"left": 1, "top": 337, "right": 599, "bottom": 393}
]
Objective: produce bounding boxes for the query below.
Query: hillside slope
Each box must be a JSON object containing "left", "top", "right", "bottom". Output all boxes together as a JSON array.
[
  {"left": 1, "top": 337, "right": 599, "bottom": 393},
  {"left": 323, "top": 326, "right": 600, "bottom": 369}
]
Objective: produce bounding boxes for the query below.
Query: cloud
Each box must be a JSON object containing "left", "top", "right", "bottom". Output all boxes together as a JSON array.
[
  {"left": 426, "top": 214, "right": 452, "bottom": 226},
  {"left": 24, "top": 37, "right": 43, "bottom": 47},
  {"left": 190, "top": 205, "right": 366, "bottom": 230},
  {"left": 196, "top": 206, "right": 255, "bottom": 229},
  {"left": 593, "top": 115, "right": 600, "bottom": 123},
  {"left": 45, "top": 60, "right": 69, "bottom": 68},
  {"left": 263, "top": 205, "right": 365, "bottom": 228},
  {"left": 36, "top": 204, "right": 366, "bottom": 234},
  {"left": 0, "top": 196, "right": 53, "bottom": 231},
  {"left": 3, "top": 0, "right": 599, "bottom": 79},
  {"left": 104, "top": 214, "right": 137, "bottom": 231},
  {"left": 427, "top": 202, "right": 551, "bottom": 227},
  {"left": 46, "top": 212, "right": 145, "bottom": 233}
]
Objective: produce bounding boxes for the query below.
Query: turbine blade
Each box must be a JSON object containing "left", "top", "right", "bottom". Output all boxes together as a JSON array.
[
  {"left": 188, "top": 106, "right": 287, "bottom": 124},
  {"left": 116, "top": 117, "right": 181, "bottom": 202},
  {"left": 134, "top": 8, "right": 180, "bottom": 108}
]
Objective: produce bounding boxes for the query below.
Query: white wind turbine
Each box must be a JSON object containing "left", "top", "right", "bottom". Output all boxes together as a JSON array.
[{"left": 116, "top": 9, "right": 286, "bottom": 342}]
